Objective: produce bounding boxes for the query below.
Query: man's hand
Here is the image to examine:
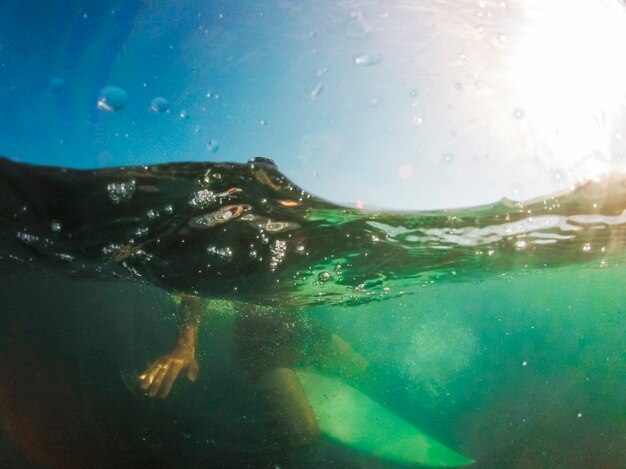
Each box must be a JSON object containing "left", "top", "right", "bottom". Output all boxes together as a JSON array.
[{"left": 138, "top": 344, "right": 199, "bottom": 398}]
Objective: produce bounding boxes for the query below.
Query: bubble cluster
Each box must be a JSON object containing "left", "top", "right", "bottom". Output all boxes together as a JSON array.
[{"left": 106, "top": 180, "right": 136, "bottom": 204}]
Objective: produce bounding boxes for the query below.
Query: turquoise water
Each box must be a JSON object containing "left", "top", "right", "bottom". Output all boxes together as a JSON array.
[{"left": 0, "top": 158, "right": 625, "bottom": 467}]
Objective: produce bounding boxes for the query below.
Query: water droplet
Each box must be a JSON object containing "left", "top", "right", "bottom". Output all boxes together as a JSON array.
[
  {"left": 522, "top": 361, "right": 528, "bottom": 366},
  {"left": 397, "top": 163, "right": 414, "bottom": 179},
  {"left": 551, "top": 169, "right": 566, "bottom": 183},
  {"left": 515, "top": 239, "right": 527, "bottom": 250},
  {"left": 310, "top": 83, "right": 323, "bottom": 99},
  {"left": 163, "top": 204, "right": 174, "bottom": 214},
  {"left": 49, "top": 78, "right": 65, "bottom": 93},
  {"left": 150, "top": 96, "right": 169, "bottom": 113},
  {"left": 207, "top": 140, "right": 220, "bottom": 153},
  {"left": 411, "top": 115, "right": 423, "bottom": 127},
  {"left": 443, "top": 153, "right": 454, "bottom": 163},
  {"left": 259, "top": 119, "right": 267, "bottom": 126},
  {"left": 345, "top": 11, "right": 369, "bottom": 38},
  {"left": 408, "top": 88, "right": 418, "bottom": 98},
  {"left": 513, "top": 108, "right": 525, "bottom": 119},
  {"left": 295, "top": 244, "right": 306, "bottom": 254},
  {"left": 97, "top": 86, "right": 128, "bottom": 111},
  {"left": 146, "top": 209, "right": 158, "bottom": 219},
  {"left": 50, "top": 221, "right": 62, "bottom": 232},
  {"left": 179, "top": 110, "right": 189, "bottom": 120},
  {"left": 577, "top": 412, "right": 582, "bottom": 418},
  {"left": 354, "top": 52, "right": 382, "bottom": 66},
  {"left": 582, "top": 243, "right": 591, "bottom": 252},
  {"left": 318, "top": 271, "right": 332, "bottom": 283}
]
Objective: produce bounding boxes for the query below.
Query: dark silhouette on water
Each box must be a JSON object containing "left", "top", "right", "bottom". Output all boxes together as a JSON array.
[{"left": 2, "top": 156, "right": 626, "bottom": 306}]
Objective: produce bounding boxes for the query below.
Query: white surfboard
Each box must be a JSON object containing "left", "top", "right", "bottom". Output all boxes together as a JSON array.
[{"left": 296, "top": 369, "right": 474, "bottom": 467}]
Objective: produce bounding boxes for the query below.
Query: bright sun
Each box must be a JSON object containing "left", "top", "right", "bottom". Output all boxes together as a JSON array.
[{"left": 510, "top": 0, "right": 626, "bottom": 178}]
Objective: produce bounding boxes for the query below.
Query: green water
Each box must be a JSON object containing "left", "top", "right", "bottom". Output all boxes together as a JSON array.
[{"left": 0, "top": 157, "right": 625, "bottom": 467}]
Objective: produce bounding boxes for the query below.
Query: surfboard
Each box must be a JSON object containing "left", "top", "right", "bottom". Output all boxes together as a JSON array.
[{"left": 295, "top": 369, "right": 474, "bottom": 467}]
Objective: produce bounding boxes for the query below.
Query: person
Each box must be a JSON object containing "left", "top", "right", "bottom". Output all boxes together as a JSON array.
[{"left": 138, "top": 158, "right": 368, "bottom": 448}]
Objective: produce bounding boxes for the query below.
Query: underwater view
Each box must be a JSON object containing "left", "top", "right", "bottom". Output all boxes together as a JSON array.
[
  {"left": 1, "top": 0, "right": 626, "bottom": 468},
  {"left": 0, "top": 158, "right": 625, "bottom": 468}
]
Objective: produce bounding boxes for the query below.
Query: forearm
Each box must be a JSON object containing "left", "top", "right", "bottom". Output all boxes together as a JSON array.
[{"left": 174, "top": 294, "right": 202, "bottom": 350}]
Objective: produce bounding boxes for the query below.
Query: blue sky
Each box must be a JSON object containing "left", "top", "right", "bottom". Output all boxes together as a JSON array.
[{"left": 2, "top": 0, "right": 626, "bottom": 209}]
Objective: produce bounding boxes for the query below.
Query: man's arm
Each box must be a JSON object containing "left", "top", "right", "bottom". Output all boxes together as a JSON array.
[{"left": 138, "top": 294, "right": 202, "bottom": 398}]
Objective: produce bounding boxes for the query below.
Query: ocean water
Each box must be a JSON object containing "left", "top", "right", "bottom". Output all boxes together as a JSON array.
[{"left": 0, "top": 156, "right": 625, "bottom": 468}]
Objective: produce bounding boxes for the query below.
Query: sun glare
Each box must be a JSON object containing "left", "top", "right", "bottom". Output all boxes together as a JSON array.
[{"left": 510, "top": 0, "right": 626, "bottom": 179}]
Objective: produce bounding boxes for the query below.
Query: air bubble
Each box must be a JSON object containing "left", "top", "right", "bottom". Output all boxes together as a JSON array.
[
  {"left": 97, "top": 86, "right": 128, "bottom": 111},
  {"left": 260, "top": 119, "right": 267, "bottom": 126},
  {"left": 150, "top": 96, "right": 169, "bottom": 113},
  {"left": 179, "top": 110, "right": 189, "bottom": 120},
  {"left": 318, "top": 271, "right": 332, "bottom": 283},
  {"left": 354, "top": 52, "right": 382, "bottom": 66},
  {"left": 411, "top": 115, "right": 423, "bottom": 127},
  {"left": 513, "top": 108, "right": 525, "bottom": 119},
  {"left": 134, "top": 226, "right": 149, "bottom": 238},
  {"left": 50, "top": 221, "right": 62, "bottom": 232}
]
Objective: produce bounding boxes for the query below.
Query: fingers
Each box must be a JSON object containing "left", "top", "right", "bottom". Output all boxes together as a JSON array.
[
  {"left": 138, "top": 360, "right": 165, "bottom": 392},
  {"left": 147, "top": 364, "right": 173, "bottom": 398},
  {"left": 156, "top": 362, "right": 184, "bottom": 398},
  {"left": 187, "top": 359, "right": 199, "bottom": 382},
  {"left": 138, "top": 357, "right": 199, "bottom": 398}
]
